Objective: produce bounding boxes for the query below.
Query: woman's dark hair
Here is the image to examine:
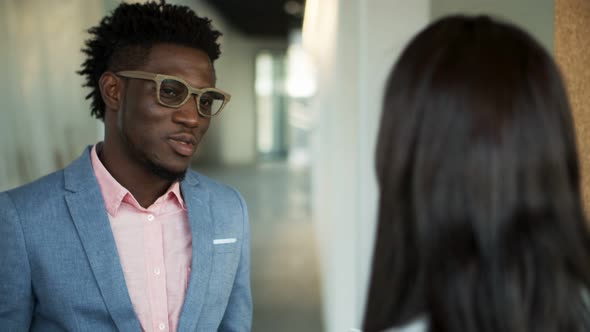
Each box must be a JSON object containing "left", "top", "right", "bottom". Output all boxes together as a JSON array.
[
  {"left": 78, "top": 1, "right": 222, "bottom": 120},
  {"left": 363, "top": 15, "right": 590, "bottom": 332}
]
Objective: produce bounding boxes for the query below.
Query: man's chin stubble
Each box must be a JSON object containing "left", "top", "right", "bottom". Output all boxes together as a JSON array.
[
  {"left": 146, "top": 159, "right": 187, "bottom": 182},
  {"left": 122, "top": 134, "right": 187, "bottom": 183}
]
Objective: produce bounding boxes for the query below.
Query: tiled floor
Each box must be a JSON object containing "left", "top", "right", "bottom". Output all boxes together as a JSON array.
[{"left": 197, "top": 162, "right": 324, "bottom": 332}]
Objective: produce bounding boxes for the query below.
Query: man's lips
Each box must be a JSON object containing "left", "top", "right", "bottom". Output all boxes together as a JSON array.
[{"left": 168, "top": 133, "right": 197, "bottom": 157}]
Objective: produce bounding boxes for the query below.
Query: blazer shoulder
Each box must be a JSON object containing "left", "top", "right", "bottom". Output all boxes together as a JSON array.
[
  {"left": 188, "top": 169, "right": 244, "bottom": 199},
  {"left": 2, "top": 147, "right": 93, "bottom": 210},
  {"left": 2, "top": 169, "right": 66, "bottom": 207},
  {"left": 186, "top": 169, "right": 248, "bottom": 215}
]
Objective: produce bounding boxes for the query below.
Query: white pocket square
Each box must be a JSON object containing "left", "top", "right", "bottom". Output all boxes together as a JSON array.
[{"left": 213, "top": 238, "right": 237, "bottom": 245}]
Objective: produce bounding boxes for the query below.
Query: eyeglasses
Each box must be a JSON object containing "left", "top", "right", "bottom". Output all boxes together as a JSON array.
[{"left": 116, "top": 70, "right": 231, "bottom": 118}]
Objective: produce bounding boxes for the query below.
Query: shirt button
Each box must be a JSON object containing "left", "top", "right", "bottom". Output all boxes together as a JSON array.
[
  {"left": 159, "top": 322, "right": 166, "bottom": 330},
  {"left": 147, "top": 214, "right": 154, "bottom": 221},
  {"left": 154, "top": 268, "right": 161, "bottom": 275}
]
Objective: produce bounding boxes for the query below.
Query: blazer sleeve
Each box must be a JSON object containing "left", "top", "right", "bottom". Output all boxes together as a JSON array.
[
  {"left": 0, "top": 192, "right": 34, "bottom": 330},
  {"left": 218, "top": 189, "right": 253, "bottom": 331}
]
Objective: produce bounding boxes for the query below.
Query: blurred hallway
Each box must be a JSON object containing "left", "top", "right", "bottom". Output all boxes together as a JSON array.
[{"left": 197, "top": 162, "right": 323, "bottom": 332}]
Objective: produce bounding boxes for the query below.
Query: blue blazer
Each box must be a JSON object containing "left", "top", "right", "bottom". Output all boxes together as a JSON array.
[{"left": 0, "top": 147, "right": 252, "bottom": 331}]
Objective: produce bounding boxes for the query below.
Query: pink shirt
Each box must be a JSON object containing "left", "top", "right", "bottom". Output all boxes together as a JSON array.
[{"left": 90, "top": 144, "right": 192, "bottom": 332}]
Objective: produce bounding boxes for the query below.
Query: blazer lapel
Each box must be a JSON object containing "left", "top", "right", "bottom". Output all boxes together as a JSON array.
[
  {"left": 64, "top": 148, "right": 140, "bottom": 331},
  {"left": 177, "top": 172, "right": 214, "bottom": 331}
]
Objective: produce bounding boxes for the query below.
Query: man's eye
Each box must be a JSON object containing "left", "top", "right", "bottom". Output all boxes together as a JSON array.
[
  {"left": 161, "top": 87, "right": 178, "bottom": 96},
  {"left": 200, "top": 98, "right": 212, "bottom": 107}
]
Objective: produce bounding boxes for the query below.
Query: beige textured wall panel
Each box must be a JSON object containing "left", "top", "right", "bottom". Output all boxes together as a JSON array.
[{"left": 554, "top": 0, "right": 590, "bottom": 213}]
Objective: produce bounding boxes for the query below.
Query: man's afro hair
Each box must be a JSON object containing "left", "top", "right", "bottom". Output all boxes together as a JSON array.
[{"left": 78, "top": 1, "right": 222, "bottom": 120}]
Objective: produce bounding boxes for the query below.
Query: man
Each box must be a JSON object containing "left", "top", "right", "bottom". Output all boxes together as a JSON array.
[{"left": 0, "top": 2, "right": 251, "bottom": 331}]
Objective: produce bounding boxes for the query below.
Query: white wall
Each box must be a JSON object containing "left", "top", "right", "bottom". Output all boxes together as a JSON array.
[{"left": 304, "top": 1, "right": 431, "bottom": 331}]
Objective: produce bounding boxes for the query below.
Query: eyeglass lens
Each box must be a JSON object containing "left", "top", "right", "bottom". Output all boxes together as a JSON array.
[
  {"left": 159, "top": 78, "right": 225, "bottom": 115},
  {"left": 160, "top": 79, "right": 189, "bottom": 105},
  {"left": 199, "top": 91, "right": 225, "bottom": 116}
]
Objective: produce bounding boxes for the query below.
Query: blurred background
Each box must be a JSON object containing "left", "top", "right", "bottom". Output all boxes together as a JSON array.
[{"left": 2, "top": 0, "right": 588, "bottom": 331}]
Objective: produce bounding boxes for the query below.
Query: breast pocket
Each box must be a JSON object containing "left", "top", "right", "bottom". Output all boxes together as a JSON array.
[
  {"left": 213, "top": 237, "right": 238, "bottom": 253},
  {"left": 208, "top": 239, "right": 242, "bottom": 308}
]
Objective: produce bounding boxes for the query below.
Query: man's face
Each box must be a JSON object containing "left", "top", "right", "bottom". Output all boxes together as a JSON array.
[{"left": 117, "top": 43, "right": 214, "bottom": 181}]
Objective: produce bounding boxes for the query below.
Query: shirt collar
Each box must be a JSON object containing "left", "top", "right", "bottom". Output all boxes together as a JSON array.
[{"left": 89, "top": 143, "right": 185, "bottom": 215}]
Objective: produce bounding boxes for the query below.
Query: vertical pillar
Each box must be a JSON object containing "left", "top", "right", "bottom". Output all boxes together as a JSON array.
[{"left": 554, "top": 0, "right": 590, "bottom": 213}]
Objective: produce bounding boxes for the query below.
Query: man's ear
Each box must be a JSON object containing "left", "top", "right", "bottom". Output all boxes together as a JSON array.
[{"left": 98, "top": 72, "right": 124, "bottom": 112}]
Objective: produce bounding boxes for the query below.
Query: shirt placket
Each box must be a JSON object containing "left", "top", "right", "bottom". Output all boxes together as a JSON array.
[{"left": 144, "top": 211, "right": 170, "bottom": 332}]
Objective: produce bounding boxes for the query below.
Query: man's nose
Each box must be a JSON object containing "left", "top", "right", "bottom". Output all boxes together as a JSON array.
[{"left": 171, "top": 96, "right": 203, "bottom": 127}]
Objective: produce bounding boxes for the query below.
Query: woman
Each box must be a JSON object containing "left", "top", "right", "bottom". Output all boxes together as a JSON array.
[{"left": 363, "top": 15, "right": 590, "bottom": 332}]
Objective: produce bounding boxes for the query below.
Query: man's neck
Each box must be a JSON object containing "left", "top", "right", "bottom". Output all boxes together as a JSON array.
[{"left": 97, "top": 143, "right": 174, "bottom": 208}]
